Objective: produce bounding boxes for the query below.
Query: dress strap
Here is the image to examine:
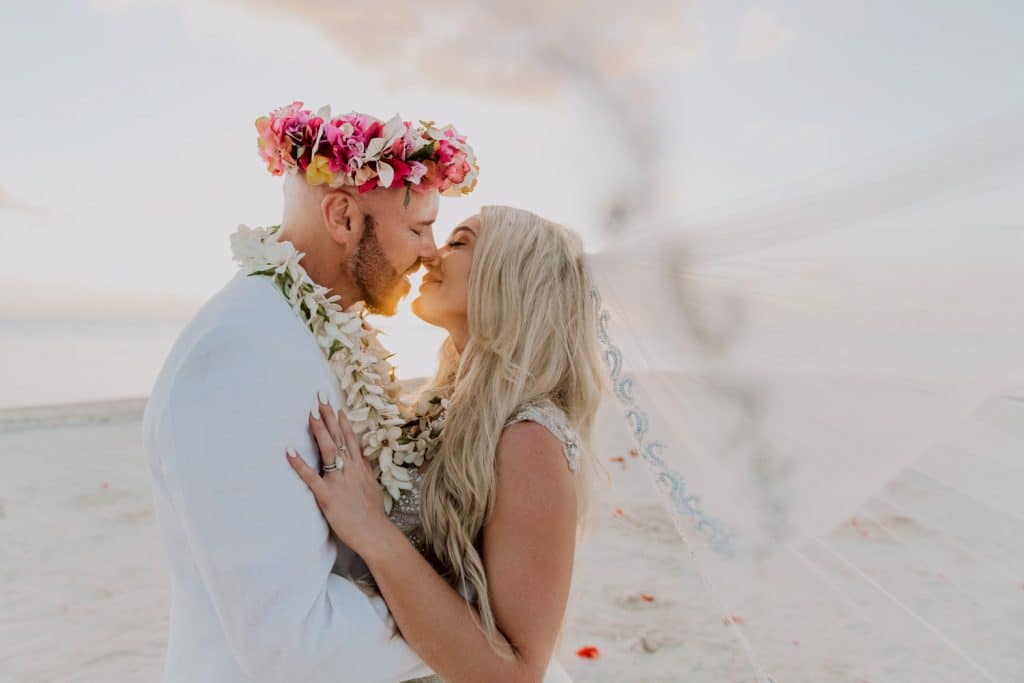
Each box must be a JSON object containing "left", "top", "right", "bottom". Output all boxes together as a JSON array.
[{"left": 505, "top": 399, "right": 580, "bottom": 472}]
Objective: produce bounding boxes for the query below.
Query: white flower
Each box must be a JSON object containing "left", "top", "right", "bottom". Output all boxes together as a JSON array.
[
  {"left": 375, "top": 161, "right": 394, "bottom": 189},
  {"left": 347, "top": 406, "right": 371, "bottom": 422},
  {"left": 364, "top": 136, "right": 388, "bottom": 159},
  {"left": 382, "top": 115, "right": 406, "bottom": 140}
]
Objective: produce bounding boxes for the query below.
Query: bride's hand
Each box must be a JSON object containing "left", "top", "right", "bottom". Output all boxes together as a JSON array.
[{"left": 286, "top": 396, "right": 389, "bottom": 555}]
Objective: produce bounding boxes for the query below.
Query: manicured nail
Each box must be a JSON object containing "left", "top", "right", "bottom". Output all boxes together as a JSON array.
[
  {"left": 310, "top": 410, "right": 320, "bottom": 421},
  {"left": 318, "top": 391, "right": 328, "bottom": 405},
  {"left": 286, "top": 449, "right": 297, "bottom": 459}
]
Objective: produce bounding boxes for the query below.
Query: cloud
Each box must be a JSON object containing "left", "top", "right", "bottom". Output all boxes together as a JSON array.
[
  {"left": 225, "top": 0, "right": 706, "bottom": 97},
  {"left": 92, "top": 0, "right": 705, "bottom": 96},
  {"left": 0, "top": 186, "right": 47, "bottom": 218},
  {"left": 738, "top": 8, "right": 793, "bottom": 61}
]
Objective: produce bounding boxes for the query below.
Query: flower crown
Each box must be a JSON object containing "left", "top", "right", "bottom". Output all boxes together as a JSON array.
[{"left": 256, "top": 101, "right": 478, "bottom": 197}]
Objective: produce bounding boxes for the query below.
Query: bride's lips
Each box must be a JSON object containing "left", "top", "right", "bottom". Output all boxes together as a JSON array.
[{"left": 420, "top": 273, "right": 443, "bottom": 289}]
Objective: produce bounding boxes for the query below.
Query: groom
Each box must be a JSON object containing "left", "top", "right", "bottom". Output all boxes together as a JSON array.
[{"left": 142, "top": 103, "right": 477, "bottom": 682}]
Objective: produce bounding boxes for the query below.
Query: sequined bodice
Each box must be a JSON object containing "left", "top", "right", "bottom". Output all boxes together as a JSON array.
[
  {"left": 388, "top": 398, "right": 581, "bottom": 559},
  {"left": 388, "top": 468, "right": 431, "bottom": 556}
]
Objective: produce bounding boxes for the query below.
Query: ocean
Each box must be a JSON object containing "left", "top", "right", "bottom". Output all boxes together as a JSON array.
[{"left": 0, "top": 313, "right": 446, "bottom": 411}]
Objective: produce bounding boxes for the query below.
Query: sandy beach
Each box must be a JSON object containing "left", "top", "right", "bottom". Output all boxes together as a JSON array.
[{"left": 1, "top": 395, "right": 1022, "bottom": 682}]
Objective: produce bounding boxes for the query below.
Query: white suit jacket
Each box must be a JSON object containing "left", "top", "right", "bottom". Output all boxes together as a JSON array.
[{"left": 142, "top": 272, "right": 432, "bottom": 682}]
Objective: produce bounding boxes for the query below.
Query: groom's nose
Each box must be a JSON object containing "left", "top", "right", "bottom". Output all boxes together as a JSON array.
[{"left": 418, "top": 234, "right": 440, "bottom": 269}]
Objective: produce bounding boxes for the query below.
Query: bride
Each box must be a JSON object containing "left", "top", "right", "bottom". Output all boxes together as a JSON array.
[{"left": 287, "top": 206, "right": 603, "bottom": 683}]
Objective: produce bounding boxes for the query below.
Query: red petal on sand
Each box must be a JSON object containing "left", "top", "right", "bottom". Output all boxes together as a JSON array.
[
  {"left": 612, "top": 508, "right": 624, "bottom": 517},
  {"left": 723, "top": 615, "right": 745, "bottom": 625},
  {"left": 609, "top": 456, "right": 626, "bottom": 463},
  {"left": 575, "top": 646, "right": 600, "bottom": 659},
  {"left": 629, "top": 448, "right": 640, "bottom": 457},
  {"left": 640, "top": 594, "right": 655, "bottom": 602}
]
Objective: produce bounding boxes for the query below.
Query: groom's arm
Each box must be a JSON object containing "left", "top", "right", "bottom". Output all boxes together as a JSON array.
[{"left": 161, "top": 325, "right": 431, "bottom": 683}]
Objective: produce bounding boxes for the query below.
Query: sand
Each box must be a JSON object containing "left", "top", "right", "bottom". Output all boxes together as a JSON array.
[{"left": 1, "top": 396, "right": 1022, "bottom": 682}]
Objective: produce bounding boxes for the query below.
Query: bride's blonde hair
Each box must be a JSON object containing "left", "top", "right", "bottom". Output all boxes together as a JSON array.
[{"left": 418, "top": 205, "right": 607, "bottom": 654}]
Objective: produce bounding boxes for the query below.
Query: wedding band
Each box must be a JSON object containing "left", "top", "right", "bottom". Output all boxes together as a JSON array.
[{"left": 323, "top": 457, "right": 345, "bottom": 473}]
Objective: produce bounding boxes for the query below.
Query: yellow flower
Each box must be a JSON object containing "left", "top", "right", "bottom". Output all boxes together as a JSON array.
[{"left": 305, "top": 154, "right": 333, "bottom": 186}]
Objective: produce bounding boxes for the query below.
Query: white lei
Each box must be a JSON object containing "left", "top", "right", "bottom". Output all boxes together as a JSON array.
[{"left": 230, "top": 224, "right": 445, "bottom": 513}]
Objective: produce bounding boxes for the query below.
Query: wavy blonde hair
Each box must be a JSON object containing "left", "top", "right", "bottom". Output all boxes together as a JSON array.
[{"left": 417, "top": 205, "right": 607, "bottom": 654}]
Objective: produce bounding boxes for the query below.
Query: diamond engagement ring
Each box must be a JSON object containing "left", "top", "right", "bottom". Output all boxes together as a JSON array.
[{"left": 323, "top": 456, "right": 345, "bottom": 473}]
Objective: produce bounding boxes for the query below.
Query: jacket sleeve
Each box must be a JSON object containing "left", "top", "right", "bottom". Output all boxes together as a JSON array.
[{"left": 161, "top": 325, "right": 432, "bottom": 683}]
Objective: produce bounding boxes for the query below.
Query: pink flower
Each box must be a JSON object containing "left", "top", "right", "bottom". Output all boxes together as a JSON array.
[
  {"left": 273, "top": 101, "right": 305, "bottom": 118},
  {"left": 304, "top": 115, "right": 325, "bottom": 151},
  {"left": 327, "top": 151, "right": 350, "bottom": 174},
  {"left": 346, "top": 137, "right": 365, "bottom": 159},
  {"left": 443, "top": 152, "right": 469, "bottom": 184},
  {"left": 323, "top": 120, "right": 353, "bottom": 146},
  {"left": 390, "top": 137, "right": 405, "bottom": 158},
  {"left": 436, "top": 139, "right": 456, "bottom": 164},
  {"left": 255, "top": 116, "right": 295, "bottom": 175},
  {"left": 414, "top": 160, "right": 441, "bottom": 192},
  {"left": 388, "top": 159, "right": 412, "bottom": 188},
  {"left": 406, "top": 161, "right": 427, "bottom": 185},
  {"left": 343, "top": 113, "right": 383, "bottom": 146}
]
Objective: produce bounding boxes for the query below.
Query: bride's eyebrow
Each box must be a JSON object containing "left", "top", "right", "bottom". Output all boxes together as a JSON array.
[{"left": 449, "top": 226, "right": 476, "bottom": 240}]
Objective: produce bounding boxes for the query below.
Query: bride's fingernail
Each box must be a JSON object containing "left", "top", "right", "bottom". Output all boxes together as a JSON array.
[
  {"left": 286, "top": 448, "right": 297, "bottom": 459},
  {"left": 318, "top": 390, "right": 328, "bottom": 405},
  {"left": 310, "top": 410, "right": 320, "bottom": 421}
]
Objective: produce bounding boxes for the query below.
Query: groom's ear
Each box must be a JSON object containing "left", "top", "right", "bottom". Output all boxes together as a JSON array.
[{"left": 321, "top": 190, "right": 364, "bottom": 248}]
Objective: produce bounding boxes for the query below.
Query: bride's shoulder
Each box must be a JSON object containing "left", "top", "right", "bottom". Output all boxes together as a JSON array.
[
  {"left": 494, "top": 422, "right": 576, "bottom": 508},
  {"left": 502, "top": 399, "right": 580, "bottom": 472},
  {"left": 491, "top": 413, "right": 578, "bottom": 537}
]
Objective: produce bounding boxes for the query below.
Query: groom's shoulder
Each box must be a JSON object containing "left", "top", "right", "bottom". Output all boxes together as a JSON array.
[
  {"left": 153, "top": 274, "right": 304, "bottom": 388},
  {"left": 183, "top": 273, "right": 298, "bottom": 344}
]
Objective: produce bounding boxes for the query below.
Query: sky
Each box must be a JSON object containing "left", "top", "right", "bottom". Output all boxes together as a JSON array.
[{"left": 0, "top": 0, "right": 1021, "bottom": 400}]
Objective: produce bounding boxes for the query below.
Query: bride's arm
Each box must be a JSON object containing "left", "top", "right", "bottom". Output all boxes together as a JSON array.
[{"left": 289, "top": 402, "right": 577, "bottom": 683}]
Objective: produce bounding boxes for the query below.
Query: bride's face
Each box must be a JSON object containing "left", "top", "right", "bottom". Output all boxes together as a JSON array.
[{"left": 411, "top": 215, "right": 479, "bottom": 345}]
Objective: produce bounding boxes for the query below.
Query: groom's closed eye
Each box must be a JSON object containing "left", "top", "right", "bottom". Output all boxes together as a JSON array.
[{"left": 409, "top": 220, "right": 435, "bottom": 237}]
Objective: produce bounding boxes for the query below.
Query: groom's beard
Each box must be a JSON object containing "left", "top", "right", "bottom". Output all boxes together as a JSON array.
[{"left": 354, "top": 215, "right": 411, "bottom": 315}]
